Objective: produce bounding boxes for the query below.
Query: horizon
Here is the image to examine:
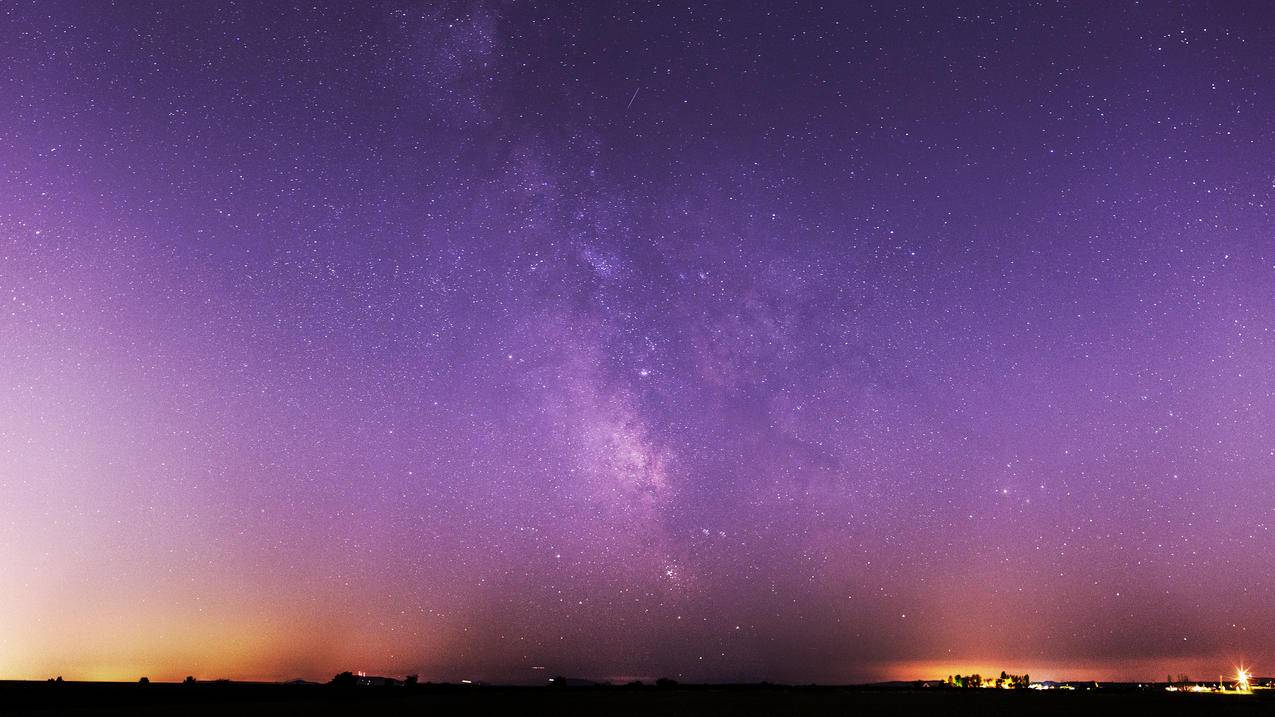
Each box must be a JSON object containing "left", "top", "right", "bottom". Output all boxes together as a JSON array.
[
  {"left": 4, "top": 665, "right": 1270, "bottom": 686},
  {"left": 1, "top": 654, "right": 1267, "bottom": 686},
  {"left": 3, "top": 1, "right": 1274, "bottom": 687}
]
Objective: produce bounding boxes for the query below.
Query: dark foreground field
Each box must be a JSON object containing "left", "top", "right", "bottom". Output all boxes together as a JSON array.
[{"left": 3, "top": 682, "right": 1273, "bottom": 716}]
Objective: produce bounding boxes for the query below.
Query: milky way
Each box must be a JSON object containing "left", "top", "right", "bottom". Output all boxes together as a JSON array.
[{"left": 2, "top": 1, "right": 1274, "bottom": 684}]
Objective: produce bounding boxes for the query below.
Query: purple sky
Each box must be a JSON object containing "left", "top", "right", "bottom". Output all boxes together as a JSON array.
[{"left": 2, "top": 1, "right": 1273, "bottom": 684}]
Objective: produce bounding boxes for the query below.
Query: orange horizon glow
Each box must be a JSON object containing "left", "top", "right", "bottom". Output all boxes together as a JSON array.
[
  {"left": 878, "top": 656, "right": 1266, "bottom": 685},
  {"left": 1, "top": 651, "right": 1262, "bottom": 686}
]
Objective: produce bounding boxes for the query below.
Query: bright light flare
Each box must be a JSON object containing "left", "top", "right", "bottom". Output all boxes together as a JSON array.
[{"left": 1235, "top": 667, "right": 1251, "bottom": 693}]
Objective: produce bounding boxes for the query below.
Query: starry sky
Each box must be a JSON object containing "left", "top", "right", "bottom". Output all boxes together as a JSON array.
[{"left": 2, "top": 0, "right": 1274, "bottom": 685}]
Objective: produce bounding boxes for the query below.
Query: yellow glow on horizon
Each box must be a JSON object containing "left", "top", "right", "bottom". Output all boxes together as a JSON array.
[{"left": 887, "top": 656, "right": 1260, "bottom": 685}]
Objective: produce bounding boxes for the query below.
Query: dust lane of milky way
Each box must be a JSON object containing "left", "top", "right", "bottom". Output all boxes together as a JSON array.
[{"left": 1, "top": 1, "right": 1273, "bottom": 684}]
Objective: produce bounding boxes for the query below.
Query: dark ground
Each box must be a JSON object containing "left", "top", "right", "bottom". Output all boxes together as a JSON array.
[{"left": 3, "top": 682, "right": 1273, "bottom": 716}]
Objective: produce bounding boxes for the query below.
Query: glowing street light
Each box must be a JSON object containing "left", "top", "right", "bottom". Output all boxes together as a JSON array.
[{"left": 1235, "top": 667, "right": 1251, "bottom": 693}]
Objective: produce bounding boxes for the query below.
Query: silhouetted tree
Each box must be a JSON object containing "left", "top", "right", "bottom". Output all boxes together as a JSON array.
[
  {"left": 184, "top": 676, "right": 196, "bottom": 685},
  {"left": 138, "top": 677, "right": 150, "bottom": 685},
  {"left": 655, "top": 677, "right": 679, "bottom": 688},
  {"left": 404, "top": 675, "right": 418, "bottom": 687},
  {"left": 329, "top": 672, "right": 357, "bottom": 687}
]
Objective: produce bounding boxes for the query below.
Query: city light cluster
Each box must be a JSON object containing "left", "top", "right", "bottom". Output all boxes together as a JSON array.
[{"left": 1162, "top": 667, "right": 1262, "bottom": 695}]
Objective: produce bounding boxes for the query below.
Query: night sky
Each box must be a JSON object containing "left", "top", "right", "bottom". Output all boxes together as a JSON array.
[{"left": 2, "top": 1, "right": 1274, "bottom": 685}]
